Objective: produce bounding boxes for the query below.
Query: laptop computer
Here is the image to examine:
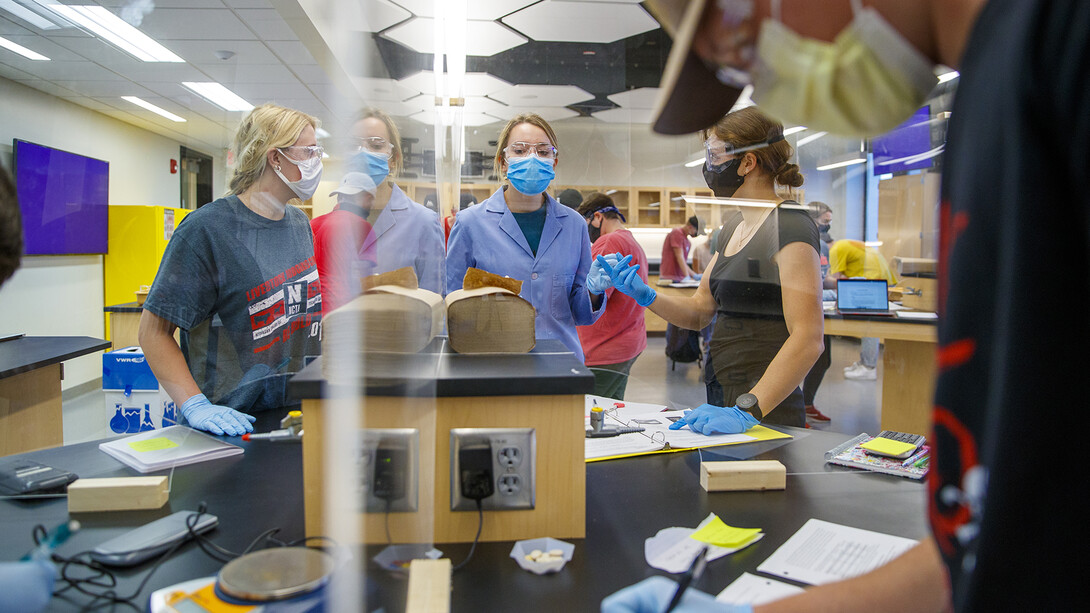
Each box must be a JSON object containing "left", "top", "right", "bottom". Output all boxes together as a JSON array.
[{"left": 836, "top": 279, "right": 895, "bottom": 316}]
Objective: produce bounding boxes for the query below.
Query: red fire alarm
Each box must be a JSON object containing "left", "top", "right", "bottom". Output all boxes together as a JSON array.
[{"left": 170, "top": 159, "right": 178, "bottom": 174}]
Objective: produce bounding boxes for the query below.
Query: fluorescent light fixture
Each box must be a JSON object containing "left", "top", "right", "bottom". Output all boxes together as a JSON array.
[
  {"left": 182, "top": 82, "right": 253, "bottom": 112},
  {"left": 122, "top": 96, "right": 185, "bottom": 122},
  {"left": 605, "top": 189, "right": 618, "bottom": 195},
  {"left": 46, "top": 5, "right": 184, "bottom": 62},
  {"left": 684, "top": 156, "right": 704, "bottom": 168},
  {"left": 937, "top": 70, "right": 959, "bottom": 83},
  {"left": 816, "top": 158, "right": 867, "bottom": 171},
  {"left": 0, "top": 35, "right": 50, "bottom": 60},
  {"left": 784, "top": 126, "right": 807, "bottom": 136},
  {"left": 0, "top": 0, "right": 60, "bottom": 29},
  {"left": 796, "top": 131, "right": 827, "bottom": 147}
]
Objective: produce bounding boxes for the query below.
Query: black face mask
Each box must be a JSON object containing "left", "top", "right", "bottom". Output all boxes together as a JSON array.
[
  {"left": 703, "top": 158, "right": 745, "bottom": 197},
  {"left": 587, "top": 217, "right": 602, "bottom": 243}
]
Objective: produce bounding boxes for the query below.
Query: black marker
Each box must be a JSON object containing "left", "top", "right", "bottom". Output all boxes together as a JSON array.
[{"left": 664, "top": 545, "right": 708, "bottom": 613}]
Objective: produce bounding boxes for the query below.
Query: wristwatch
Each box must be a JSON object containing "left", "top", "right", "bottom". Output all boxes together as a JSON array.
[{"left": 735, "top": 393, "right": 762, "bottom": 420}]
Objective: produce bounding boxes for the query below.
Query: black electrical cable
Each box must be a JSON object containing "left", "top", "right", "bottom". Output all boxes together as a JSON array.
[{"left": 452, "top": 499, "right": 484, "bottom": 572}]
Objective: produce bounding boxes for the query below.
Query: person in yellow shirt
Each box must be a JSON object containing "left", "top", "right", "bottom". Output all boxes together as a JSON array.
[{"left": 826, "top": 240, "right": 897, "bottom": 380}]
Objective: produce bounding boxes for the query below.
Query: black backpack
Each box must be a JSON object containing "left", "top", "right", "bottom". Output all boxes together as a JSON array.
[{"left": 664, "top": 323, "right": 702, "bottom": 369}]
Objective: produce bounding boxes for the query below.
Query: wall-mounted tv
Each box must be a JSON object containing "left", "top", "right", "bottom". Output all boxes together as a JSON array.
[
  {"left": 871, "top": 106, "right": 934, "bottom": 175},
  {"left": 13, "top": 139, "right": 109, "bottom": 255}
]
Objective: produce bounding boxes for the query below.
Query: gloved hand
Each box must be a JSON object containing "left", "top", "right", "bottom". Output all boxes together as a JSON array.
[
  {"left": 0, "top": 560, "right": 56, "bottom": 613},
  {"left": 180, "top": 393, "right": 256, "bottom": 436},
  {"left": 588, "top": 254, "right": 629, "bottom": 295},
  {"left": 601, "top": 576, "right": 753, "bottom": 613},
  {"left": 608, "top": 259, "right": 657, "bottom": 307},
  {"left": 669, "top": 403, "right": 760, "bottom": 435}
]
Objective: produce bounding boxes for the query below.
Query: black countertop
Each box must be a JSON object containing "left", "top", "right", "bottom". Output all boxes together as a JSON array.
[
  {"left": 0, "top": 423, "right": 927, "bottom": 611},
  {"left": 104, "top": 302, "right": 143, "bottom": 313},
  {"left": 0, "top": 336, "right": 112, "bottom": 379},
  {"left": 289, "top": 337, "right": 595, "bottom": 399}
]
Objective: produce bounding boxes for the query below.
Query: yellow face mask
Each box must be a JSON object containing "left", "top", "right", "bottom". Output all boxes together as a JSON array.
[{"left": 749, "top": 3, "right": 937, "bottom": 138}]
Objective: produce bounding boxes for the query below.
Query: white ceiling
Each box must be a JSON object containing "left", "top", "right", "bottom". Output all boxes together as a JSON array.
[{"left": 0, "top": 0, "right": 668, "bottom": 154}]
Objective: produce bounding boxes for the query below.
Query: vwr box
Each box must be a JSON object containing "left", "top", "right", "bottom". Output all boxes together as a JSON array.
[{"left": 103, "top": 346, "right": 177, "bottom": 434}]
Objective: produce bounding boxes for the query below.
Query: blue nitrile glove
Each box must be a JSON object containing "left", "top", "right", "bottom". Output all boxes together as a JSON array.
[
  {"left": 180, "top": 393, "right": 256, "bottom": 437},
  {"left": 609, "top": 260, "right": 657, "bottom": 307},
  {"left": 588, "top": 254, "right": 629, "bottom": 295},
  {"left": 0, "top": 560, "right": 56, "bottom": 613},
  {"left": 669, "top": 404, "right": 760, "bottom": 435},
  {"left": 601, "top": 576, "right": 753, "bottom": 613}
]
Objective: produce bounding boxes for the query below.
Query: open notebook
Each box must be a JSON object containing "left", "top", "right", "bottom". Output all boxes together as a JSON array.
[{"left": 100, "top": 425, "right": 243, "bottom": 473}]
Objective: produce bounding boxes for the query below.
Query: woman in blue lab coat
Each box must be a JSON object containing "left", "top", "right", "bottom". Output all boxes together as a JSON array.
[{"left": 445, "top": 113, "right": 606, "bottom": 362}]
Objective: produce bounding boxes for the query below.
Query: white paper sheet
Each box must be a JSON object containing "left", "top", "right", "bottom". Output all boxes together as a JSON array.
[
  {"left": 716, "top": 573, "right": 806, "bottom": 606},
  {"left": 644, "top": 513, "right": 763, "bottom": 573},
  {"left": 756, "top": 519, "right": 916, "bottom": 586}
]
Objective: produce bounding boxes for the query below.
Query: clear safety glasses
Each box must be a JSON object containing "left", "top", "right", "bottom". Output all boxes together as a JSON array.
[
  {"left": 354, "top": 136, "right": 393, "bottom": 155},
  {"left": 704, "top": 138, "right": 735, "bottom": 171},
  {"left": 503, "top": 141, "right": 559, "bottom": 160},
  {"left": 279, "top": 145, "right": 325, "bottom": 162}
]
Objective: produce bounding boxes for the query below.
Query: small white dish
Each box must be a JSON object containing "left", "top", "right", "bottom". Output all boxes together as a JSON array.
[{"left": 509, "top": 537, "right": 575, "bottom": 575}]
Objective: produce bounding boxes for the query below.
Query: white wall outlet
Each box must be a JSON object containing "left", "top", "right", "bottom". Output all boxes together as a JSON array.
[
  {"left": 450, "top": 428, "right": 535, "bottom": 511},
  {"left": 357, "top": 428, "right": 419, "bottom": 513}
]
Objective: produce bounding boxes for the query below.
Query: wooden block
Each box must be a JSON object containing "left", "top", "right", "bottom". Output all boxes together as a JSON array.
[
  {"left": 322, "top": 285, "right": 444, "bottom": 367},
  {"left": 67, "top": 476, "right": 169, "bottom": 512},
  {"left": 462, "top": 267, "right": 523, "bottom": 295},
  {"left": 405, "top": 558, "right": 451, "bottom": 613},
  {"left": 361, "top": 266, "right": 419, "bottom": 292},
  {"left": 445, "top": 288, "right": 535, "bottom": 354},
  {"left": 700, "top": 460, "right": 785, "bottom": 492}
]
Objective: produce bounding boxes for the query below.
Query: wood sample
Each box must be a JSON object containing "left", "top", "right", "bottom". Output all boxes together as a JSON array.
[
  {"left": 67, "top": 476, "right": 169, "bottom": 512},
  {"left": 462, "top": 267, "right": 522, "bottom": 295},
  {"left": 445, "top": 287, "right": 535, "bottom": 354},
  {"left": 322, "top": 285, "right": 444, "bottom": 377},
  {"left": 405, "top": 559, "right": 452, "bottom": 613},
  {"left": 700, "top": 460, "right": 786, "bottom": 492},
  {"left": 361, "top": 266, "right": 419, "bottom": 292}
]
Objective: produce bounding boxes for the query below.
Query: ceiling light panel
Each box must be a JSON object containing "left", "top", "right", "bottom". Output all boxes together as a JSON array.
[
  {"left": 606, "top": 87, "right": 660, "bottom": 109},
  {"left": 390, "top": 0, "right": 538, "bottom": 20},
  {"left": 45, "top": 5, "right": 185, "bottom": 62},
  {"left": 0, "top": 35, "right": 49, "bottom": 60},
  {"left": 382, "top": 17, "right": 527, "bottom": 56},
  {"left": 0, "top": 0, "right": 60, "bottom": 30},
  {"left": 488, "top": 84, "right": 594, "bottom": 108},
  {"left": 502, "top": 0, "right": 658, "bottom": 44},
  {"left": 122, "top": 95, "right": 186, "bottom": 122},
  {"left": 397, "top": 70, "right": 511, "bottom": 98},
  {"left": 182, "top": 81, "right": 254, "bottom": 112}
]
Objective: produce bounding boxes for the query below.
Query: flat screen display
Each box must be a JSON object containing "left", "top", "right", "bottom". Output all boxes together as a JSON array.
[
  {"left": 13, "top": 139, "right": 109, "bottom": 255},
  {"left": 871, "top": 106, "right": 933, "bottom": 175}
]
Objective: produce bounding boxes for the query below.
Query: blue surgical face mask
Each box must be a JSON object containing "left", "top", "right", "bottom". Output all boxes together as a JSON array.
[
  {"left": 349, "top": 149, "right": 390, "bottom": 187},
  {"left": 506, "top": 155, "right": 555, "bottom": 195}
]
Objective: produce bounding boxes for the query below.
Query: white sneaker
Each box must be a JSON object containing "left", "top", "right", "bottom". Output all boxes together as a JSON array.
[
  {"left": 843, "top": 361, "right": 864, "bottom": 375},
  {"left": 844, "top": 364, "right": 877, "bottom": 380}
]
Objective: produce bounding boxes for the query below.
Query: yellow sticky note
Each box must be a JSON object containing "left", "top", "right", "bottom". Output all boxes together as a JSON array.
[
  {"left": 127, "top": 437, "right": 179, "bottom": 453},
  {"left": 690, "top": 516, "right": 762, "bottom": 548},
  {"left": 860, "top": 437, "right": 916, "bottom": 456}
]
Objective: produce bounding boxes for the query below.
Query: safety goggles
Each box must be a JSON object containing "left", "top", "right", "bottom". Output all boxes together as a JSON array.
[
  {"left": 354, "top": 136, "right": 393, "bottom": 155},
  {"left": 503, "top": 141, "right": 559, "bottom": 160},
  {"left": 279, "top": 145, "right": 325, "bottom": 162}
]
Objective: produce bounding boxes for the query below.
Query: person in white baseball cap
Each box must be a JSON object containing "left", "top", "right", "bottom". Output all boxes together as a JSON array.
[{"left": 310, "top": 172, "right": 378, "bottom": 314}]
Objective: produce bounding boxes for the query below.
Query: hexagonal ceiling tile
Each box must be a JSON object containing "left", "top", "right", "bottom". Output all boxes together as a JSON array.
[
  {"left": 351, "top": 77, "right": 420, "bottom": 103},
  {"left": 353, "top": 0, "right": 412, "bottom": 32},
  {"left": 502, "top": 0, "right": 659, "bottom": 44},
  {"left": 397, "top": 70, "right": 512, "bottom": 99},
  {"left": 388, "top": 0, "right": 539, "bottom": 21},
  {"left": 487, "top": 107, "right": 580, "bottom": 123},
  {"left": 382, "top": 17, "right": 527, "bottom": 56},
  {"left": 409, "top": 109, "right": 502, "bottom": 127},
  {"left": 593, "top": 107, "right": 655, "bottom": 124},
  {"left": 607, "top": 87, "right": 661, "bottom": 109},
  {"left": 488, "top": 84, "right": 594, "bottom": 108}
]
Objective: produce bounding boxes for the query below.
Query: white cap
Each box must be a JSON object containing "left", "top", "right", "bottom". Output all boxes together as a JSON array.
[{"left": 329, "top": 172, "right": 377, "bottom": 197}]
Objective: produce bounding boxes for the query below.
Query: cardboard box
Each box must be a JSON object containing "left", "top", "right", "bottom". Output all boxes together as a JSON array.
[{"left": 103, "top": 346, "right": 177, "bottom": 434}]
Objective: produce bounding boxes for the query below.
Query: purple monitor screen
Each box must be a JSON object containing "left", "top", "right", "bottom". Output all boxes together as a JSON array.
[
  {"left": 871, "top": 106, "right": 933, "bottom": 175},
  {"left": 13, "top": 139, "right": 109, "bottom": 255}
]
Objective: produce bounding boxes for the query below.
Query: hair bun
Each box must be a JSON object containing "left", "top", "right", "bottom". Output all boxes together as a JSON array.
[{"left": 776, "top": 163, "right": 804, "bottom": 188}]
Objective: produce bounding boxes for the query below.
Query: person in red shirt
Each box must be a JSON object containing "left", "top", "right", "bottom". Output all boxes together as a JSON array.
[
  {"left": 659, "top": 215, "right": 702, "bottom": 281},
  {"left": 310, "top": 172, "right": 377, "bottom": 315},
  {"left": 576, "top": 192, "right": 648, "bottom": 399}
]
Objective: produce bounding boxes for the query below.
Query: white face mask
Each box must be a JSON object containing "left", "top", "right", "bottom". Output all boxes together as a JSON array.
[
  {"left": 273, "top": 150, "right": 323, "bottom": 201},
  {"left": 748, "top": 0, "right": 936, "bottom": 137}
]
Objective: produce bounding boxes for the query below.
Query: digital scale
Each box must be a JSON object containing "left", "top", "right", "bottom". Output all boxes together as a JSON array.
[{"left": 150, "top": 548, "right": 335, "bottom": 613}]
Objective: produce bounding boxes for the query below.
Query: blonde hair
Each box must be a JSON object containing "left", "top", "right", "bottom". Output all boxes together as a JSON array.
[
  {"left": 228, "top": 103, "right": 319, "bottom": 196},
  {"left": 356, "top": 107, "right": 404, "bottom": 178},
  {"left": 702, "top": 107, "right": 804, "bottom": 189},
  {"left": 492, "top": 113, "right": 560, "bottom": 180}
]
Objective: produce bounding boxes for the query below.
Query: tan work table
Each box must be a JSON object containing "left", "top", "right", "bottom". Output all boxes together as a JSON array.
[{"left": 824, "top": 312, "right": 937, "bottom": 435}]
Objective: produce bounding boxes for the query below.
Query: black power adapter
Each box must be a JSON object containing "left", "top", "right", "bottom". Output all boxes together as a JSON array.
[
  {"left": 458, "top": 443, "right": 495, "bottom": 501},
  {"left": 373, "top": 444, "right": 408, "bottom": 502}
]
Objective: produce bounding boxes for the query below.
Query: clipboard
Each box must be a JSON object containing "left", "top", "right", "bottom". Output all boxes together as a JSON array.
[
  {"left": 584, "top": 402, "right": 792, "bottom": 463},
  {"left": 824, "top": 434, "right": 930, "bottom": 480}
]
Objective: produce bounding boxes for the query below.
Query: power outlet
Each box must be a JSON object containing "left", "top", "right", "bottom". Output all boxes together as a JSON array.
[
  {"left": 450, "top": 428, "right": 535, "bottom": 511},
  {"left": 358, "top": 428, "right": 418, "bottom": 513}
]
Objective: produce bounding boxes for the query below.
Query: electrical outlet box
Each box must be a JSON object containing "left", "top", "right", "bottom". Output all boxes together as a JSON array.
[
  {"left": 358, "top": 428, "right": 419, "bottom": 513},
  {"left": 450, "top": 428, "right": 535, "bottom": 512}
]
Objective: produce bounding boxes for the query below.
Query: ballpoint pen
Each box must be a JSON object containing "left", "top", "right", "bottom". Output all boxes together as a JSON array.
[{"left": 664, "top": 545, "right": 708, "bottom": 613}]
